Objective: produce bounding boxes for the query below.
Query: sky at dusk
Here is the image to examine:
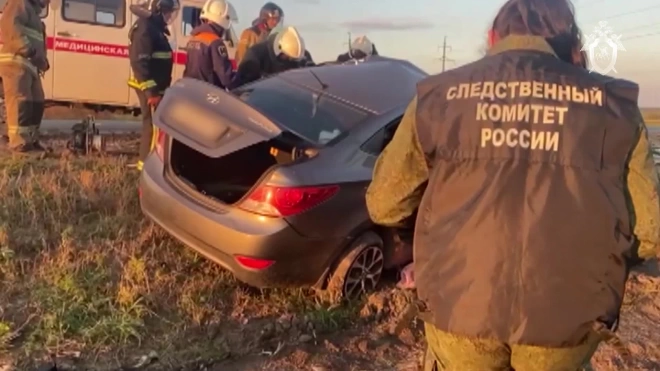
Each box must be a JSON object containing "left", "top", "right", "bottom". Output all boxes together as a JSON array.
[{"left": 229, "top": 0, "right": 660, "bottom": 107}]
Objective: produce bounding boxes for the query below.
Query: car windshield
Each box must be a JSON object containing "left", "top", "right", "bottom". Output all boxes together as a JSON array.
[{"left": 233, "top": 78, "right": 369, "bottom": 146}]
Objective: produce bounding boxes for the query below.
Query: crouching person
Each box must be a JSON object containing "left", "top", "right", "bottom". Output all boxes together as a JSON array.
[{"left": 183, "top": 0, "right": 237, "bottom": 89}]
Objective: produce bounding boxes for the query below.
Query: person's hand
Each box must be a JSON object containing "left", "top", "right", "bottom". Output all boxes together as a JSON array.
[
  {"left": 31, "top": 56, "right": 49, "bottom": 73},
  {"left": 147, "top": 95, "right": 162, "bottom": 107}
]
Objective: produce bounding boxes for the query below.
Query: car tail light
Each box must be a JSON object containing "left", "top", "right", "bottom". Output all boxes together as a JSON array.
[
  {"left": 234, "top": 255, "right": 274, "bottom": 270},
  {"left": 155, "top": 130, "right": 167, "bottom": 160},
  {"left": 239, "top": 184, "right": 339, "bottom": 217}
]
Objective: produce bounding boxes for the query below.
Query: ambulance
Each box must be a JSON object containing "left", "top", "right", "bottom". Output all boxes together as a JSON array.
[{"left": 0, "top": 0, "right": 239, "bottom": 116}]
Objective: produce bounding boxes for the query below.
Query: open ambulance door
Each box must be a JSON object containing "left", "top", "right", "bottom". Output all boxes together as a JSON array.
[
  {"left": 51, "top": 0, "right": 131, "bottom": 106},
  {"left": 171, "top": 0, "right": 205, "bottom": 82}
]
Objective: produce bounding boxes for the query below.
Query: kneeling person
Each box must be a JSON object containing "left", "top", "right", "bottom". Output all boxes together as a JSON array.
[{"left": 183, "top": 0, "right": 237, "bottom": 89}]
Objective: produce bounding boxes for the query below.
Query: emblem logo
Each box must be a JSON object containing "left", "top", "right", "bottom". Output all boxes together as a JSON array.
[
  {"left": 581, "top": 20, "right": 626, "bottom": 75},
  {"left": 206, "top": 93, "right": 220, "bottom": 104}
]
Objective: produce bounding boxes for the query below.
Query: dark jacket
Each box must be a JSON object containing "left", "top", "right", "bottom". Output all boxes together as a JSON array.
[
  {"left": 336, "top": 45, "right": 379, "bottom": 63},
  {"left": 182, "top": 22, "right": 233, "bottom": 89},
  {"left": 127, "top": 8, "right": 173, "bottom": 97},
  {"left": 366, "top": 35, "right": 660, "bottom": 348},
  {"left": 233, "top": 34, "right": 308, "bottom": 87}
]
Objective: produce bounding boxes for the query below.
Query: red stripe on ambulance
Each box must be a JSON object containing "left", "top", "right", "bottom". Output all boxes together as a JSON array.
[
  {"left": 45, "top": 37, "right": 189, "bottom": 65},
  {"left": 3, "top": 36, "right": 236, "bottom": 68}
]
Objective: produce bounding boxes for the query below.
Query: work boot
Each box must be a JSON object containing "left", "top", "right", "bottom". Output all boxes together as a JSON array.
[
  {"left": 127, "top": 160, "right": 144, "bottom": 171},
  {"left": 0, "top": 135, "right": 8, "bottom": 152},
  {"left": 11, "top": 142, "right": 45, "bottom": 153},
  {"left": 31, "top": 141, "right": 47, "bottom": 152}
]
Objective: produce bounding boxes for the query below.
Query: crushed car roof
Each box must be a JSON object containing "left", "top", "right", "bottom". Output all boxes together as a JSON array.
[{"left": 274, "top": 56, "right": 429, "bottom": 115}]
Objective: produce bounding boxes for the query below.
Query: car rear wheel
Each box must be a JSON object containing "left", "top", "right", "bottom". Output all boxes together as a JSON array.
[{"left": 326, "top": 232, "right": 385, "bottom": 302}]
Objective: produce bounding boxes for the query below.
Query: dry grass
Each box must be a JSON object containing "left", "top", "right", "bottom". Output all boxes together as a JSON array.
[{"left": 0, "top": 149, "right": 368, "bottom": 370}]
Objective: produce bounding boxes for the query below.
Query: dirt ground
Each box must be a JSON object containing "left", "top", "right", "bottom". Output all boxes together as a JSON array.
[{"left": 0, "top": 137, "right": 659, "bottom": 371}]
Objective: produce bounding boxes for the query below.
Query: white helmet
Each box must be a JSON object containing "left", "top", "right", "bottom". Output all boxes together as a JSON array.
[
  {"left": 273, "top": 26, "right": 305, "bottom": 60},
  {"left": 200, "top": 0, "right": 237, "bottom": 29},
  {"left": 350, "top": 35, "right": 374, "bottom": 57}
]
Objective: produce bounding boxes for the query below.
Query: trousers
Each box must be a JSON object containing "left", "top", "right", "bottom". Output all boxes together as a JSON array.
[
  {"left": 0, "top": 65, "right": 45, "bottom": 147},
  {"left": 133, "top": 88, "right": 158, "bottom": 168},
  {"left": 423, "top": 322, "right": 602, "bottom": 371}
]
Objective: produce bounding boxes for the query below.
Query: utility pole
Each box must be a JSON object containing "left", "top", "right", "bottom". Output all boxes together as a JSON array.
[{"left": 437, "top": 36, "right": 455, "bottom": 72}]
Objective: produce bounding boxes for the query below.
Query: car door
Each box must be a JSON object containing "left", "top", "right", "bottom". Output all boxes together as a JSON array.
[{"left": 52, "top": 0, "right": 131, "bottom": 105}]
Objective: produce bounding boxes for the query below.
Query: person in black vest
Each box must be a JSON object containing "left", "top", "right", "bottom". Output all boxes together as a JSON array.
[
  {"left": 182, "top": 0, "right": 236, "bottom": 89},
  {"left": 232, "top": 26, "right": 307, "bottom": 87},
  {"left": 336, "top": 35, "right": 378, "bottom": 63},
  {"left": 365, "top": 0, "right": 660, "bottom": 369},
  {"left": 127, "top": 0, "right": 178, "bottom": 170}
]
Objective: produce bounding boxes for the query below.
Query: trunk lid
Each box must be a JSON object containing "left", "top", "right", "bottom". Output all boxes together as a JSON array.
[{"left": 153, "top": 78, "right": 283, "bottom": 158}]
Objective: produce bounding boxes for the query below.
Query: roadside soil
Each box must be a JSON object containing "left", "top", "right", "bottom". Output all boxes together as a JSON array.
[{"left": 0, "top": 137, "right": 659, "bottom": 371}]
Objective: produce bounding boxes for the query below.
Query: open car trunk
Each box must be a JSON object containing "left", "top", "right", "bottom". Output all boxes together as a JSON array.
[
  {"left": 153, "top": 78, "right": 310, "bottom": 204},
  {"left": 170, "top": 139, "right": 294, "bottom": 204}
]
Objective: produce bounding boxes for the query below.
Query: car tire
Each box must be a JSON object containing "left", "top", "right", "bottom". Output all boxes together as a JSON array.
[{"left": 326, "top": 231, "right": 385, "bottom": 302}]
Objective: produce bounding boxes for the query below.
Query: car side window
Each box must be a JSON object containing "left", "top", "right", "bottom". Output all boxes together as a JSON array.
[
  {"left": 62, "top": 0, "right": 125, "bottom": 27},
  {"left": 361, "top": 116, "right": 403, "bottom": 156},
  {"left": 0, "top": 0, "right": 48, "bottom": 17}
]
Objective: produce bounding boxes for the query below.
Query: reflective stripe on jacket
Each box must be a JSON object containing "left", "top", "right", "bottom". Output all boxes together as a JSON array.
[
  {"left": 0, "top": 53, "right": 38, "bottom": 75},
  {"left": 127, "top": 15, "right": 173, "bottom": 97}
]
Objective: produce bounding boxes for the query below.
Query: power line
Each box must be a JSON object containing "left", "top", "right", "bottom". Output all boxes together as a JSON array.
[
  {"left": 436, "top": 36, "right": 454, "bottom": 72},
  {"left": 618, "top": 22, "right": 660, "bottom": 33},
  {"left": 622, "top": 31, "right": 660, "bottom": 41},
  {"left": 583, "top": 4, "right": 660, "bottom": 24},
  {"left": 576, "top": 0, "right": 605, "bottom": 10}
]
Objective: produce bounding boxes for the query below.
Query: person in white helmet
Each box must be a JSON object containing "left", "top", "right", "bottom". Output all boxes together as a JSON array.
[
  {"left": 337, "top": 35, "right": 379, "bottom": 62},
  {"left": 182, "top": 0, "right": 238, "bottom": 89},
  {"left": 233, "top": 26, "right": 309, "bottom": 87}
]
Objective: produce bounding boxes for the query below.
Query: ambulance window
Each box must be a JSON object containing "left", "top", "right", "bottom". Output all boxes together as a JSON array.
[
  {"left": 181, "top": 6, "right": 202, "bottom": 36},
  {"left": 62, "top": 0, "right": 126, "bottom": 27},
  {"left": 0, "top": 0, "right": 48, "bottom": 17}
]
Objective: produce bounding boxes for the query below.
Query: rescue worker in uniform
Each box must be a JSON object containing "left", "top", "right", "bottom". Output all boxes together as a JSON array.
[
  {"left": 235, "top": 2, "right": 283, "bottom": 65},
  {"left": 336, "top": 35, "right": 378, "bottom": 62},
  {"left": 127, "top": 0, "right": 179, "bottom": 170},
  {"left": 0, "top": 0, "right": 50, "bottom": 152},
  {"left": 233, "top": 26, "right": 307, "bottom": 88},
  {"left": 365, "top": 0, "right": 660, "bottom": 369},
  {"left": 182, "top": 0, "right": 236, "bottom": 89}
]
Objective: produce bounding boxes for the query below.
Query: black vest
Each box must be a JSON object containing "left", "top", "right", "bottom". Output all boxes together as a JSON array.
[{"left": 413, "top": 36, "right": 642, "bottom": 347}]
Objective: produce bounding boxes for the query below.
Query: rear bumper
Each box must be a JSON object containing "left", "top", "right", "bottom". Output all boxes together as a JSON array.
[{"left": 139, "top": 155, "right": 341, "bottom": 288}]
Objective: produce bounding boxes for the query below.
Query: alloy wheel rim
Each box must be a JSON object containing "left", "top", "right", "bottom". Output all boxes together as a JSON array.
[{"left": 342, "top": 245, "right": 384, "bottom": 300}]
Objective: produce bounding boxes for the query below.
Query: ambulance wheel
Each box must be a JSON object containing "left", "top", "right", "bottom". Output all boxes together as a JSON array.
[{"left": 326, "top": 231, "right": 385, "bottom": 302}]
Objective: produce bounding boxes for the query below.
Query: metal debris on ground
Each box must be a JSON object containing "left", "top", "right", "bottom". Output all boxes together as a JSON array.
[{"left": 260, "top": 341, "right": 284, "bottom": 356}]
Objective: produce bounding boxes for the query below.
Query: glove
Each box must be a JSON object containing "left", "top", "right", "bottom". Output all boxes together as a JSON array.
[
  {"left": 32, "top": 57, "right": 49, "bottom": 73},
  {"left": 147, "top": 95, "right": 162, "bottom": 107}
]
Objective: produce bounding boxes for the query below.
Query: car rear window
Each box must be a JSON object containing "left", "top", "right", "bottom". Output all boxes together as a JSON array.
[{"left": 234, "top": 77, "right": 369, "bottom": 146}]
